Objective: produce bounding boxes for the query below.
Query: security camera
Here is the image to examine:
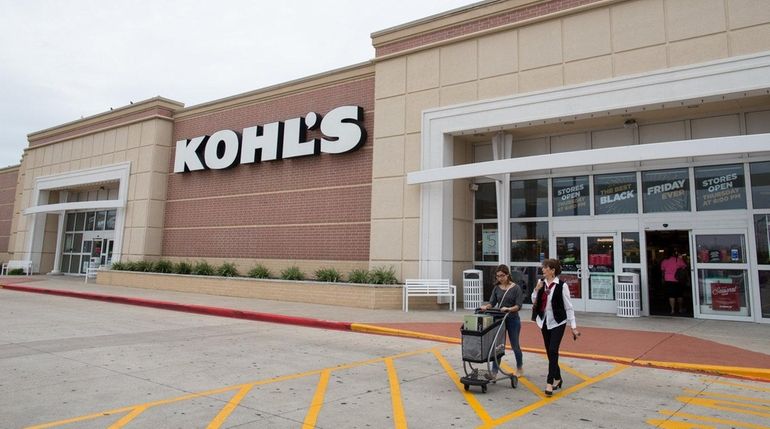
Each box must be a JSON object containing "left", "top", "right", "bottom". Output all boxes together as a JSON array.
[
  {"left": 662, "top": 223, "right": 669, "bottom": 228},
  {"left": 623, "top": 119, "right": 638, "bottom": 128},
  {"left": 469, "top": 183, "right": 479, "bottom": 192}
]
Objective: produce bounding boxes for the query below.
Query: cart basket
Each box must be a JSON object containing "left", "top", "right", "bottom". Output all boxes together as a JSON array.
[{"left": 461, "top": 318, "right": 506, "bottom": 363}]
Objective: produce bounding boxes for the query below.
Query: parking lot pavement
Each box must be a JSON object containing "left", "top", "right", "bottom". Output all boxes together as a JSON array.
[{"left": 3, "top": 288, "right": 770, "bottom": 429}]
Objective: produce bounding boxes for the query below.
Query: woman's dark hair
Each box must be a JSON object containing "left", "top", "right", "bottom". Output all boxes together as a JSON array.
[
  {"left": 541, "top": 258, "right": 562, "bottom": 275},
  {"left": 495, "top": 264, "right": 512, "bottom": 284}
]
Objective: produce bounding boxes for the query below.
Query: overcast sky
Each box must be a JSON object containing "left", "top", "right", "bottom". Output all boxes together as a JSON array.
[{"left": 0, "top": 0, "right": 478, "bottom": 168}]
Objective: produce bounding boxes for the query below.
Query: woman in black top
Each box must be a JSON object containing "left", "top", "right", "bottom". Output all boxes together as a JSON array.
[{"left": 480, "top": 264, "right": 524, "bottom": 378}]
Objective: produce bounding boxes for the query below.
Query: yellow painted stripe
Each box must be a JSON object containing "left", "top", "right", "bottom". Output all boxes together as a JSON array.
[
  {"left": 657, "top": 409, "right": 770, "bottom": 429},
  {"left": 479, "top": 364, "right": 628, "bottom": 428},
  {"left": 704, "top": 378, "right": 770, "bottom": 393},
  {"left": 676, "top": 396, "right": 770, "bottom": 418},
  {"left": 533, "top": 351, "right": 591, "bottom": 381},
  {"left": 351, "top": 323, "right": 460, "bottom": 344},
  {"left": 107, "top": 406, "right": 148, "bottom": 429},
  {"left": 431, "top": 348, "right": 494, "bottom": 425},
  {"left": 645, "top": 418, "right": 716, "bottom": 428},
  {"left": 385, "top": 358, "right": 408, "bottom": 429},
  {"left": 26, "top": 346, "right": 447, "bottom": 429},
  {"left": 682, "top": 388, "right": 770, "bottom": 404},
  {"left": 499, "top": 362, "right": 547, "bottom": 399},
  {"left": 302, "top": 369, "right": 331, "bottom": 429},
  {"left": 207, "top": 383, "right": 256, "bottom": 429},
  {"left": 636, "top": 360, "right": 770, "bottom": 382}
]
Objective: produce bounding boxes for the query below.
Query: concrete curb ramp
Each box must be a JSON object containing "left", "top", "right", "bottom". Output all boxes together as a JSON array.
[{"left": 3, "top": 283, "right": 768, "bottom": 383}]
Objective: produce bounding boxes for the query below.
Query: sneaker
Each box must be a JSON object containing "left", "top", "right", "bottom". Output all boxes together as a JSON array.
[{"left": 515, "top": 368, "right": 524, "bottom": 377}]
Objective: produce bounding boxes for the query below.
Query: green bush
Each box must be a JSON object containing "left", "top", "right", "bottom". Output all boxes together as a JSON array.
[
  {"left": 348, "top": 269, "right": 371, "bottom": 284},
  {"left": 154, "top": 260, "right": 174, "bottom": 274},
  {"left": 280, "top": 266, "right": 304, "bottom": 281},
  {"left": 174, "top": 261, "right": 193, "bottom": 275},
  {"left": 315, "top": 267, "right": 342, "bottom": 282},
  {"left": 192, "top": 261, "right": 215, "bottom": 276},
  {"left": 247, "top": 264, "right": 272, "bottom": 279},
  {"left": 134, "top": 260, "right": 154, "bottom": 272},
  {"left": 7, "top": 268, "right": 24, "bottom": 275},
  {"left": 110, "top": 261, "right": 125, "bottom": 271},
  {"left": 216, "top": 262, "right": 239, "bottom": 277},
  {"left": 370, "top": 266, "right": 398, "bottom": 284}
]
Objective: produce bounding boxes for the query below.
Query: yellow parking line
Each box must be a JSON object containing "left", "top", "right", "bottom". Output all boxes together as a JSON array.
[
  {"left": 703, "top": 378, "right": 770, "bottom": 393},
  {"left": 385, "top": 358, "right": 408, "bottom": 429},
  {"left": 107, "top": 406, "right": 148, "bottom": 429},
  {"left": 302, "top": 369, "right": 331, "bottom": 429},
  {"left": 676, "top": 396, "right": 770, "bottom": 418},
  {"left": 682, "top": 388, "right": 770, "bottom": 404},
  {"left": 656, "top": 409, "right": 770, "bottom": 429},
  {"left": 535, "top": 352, "right": 590, "bottom": 381},
  {"left": 499, "top": 362, "right": 546, "bottom": 399},
  {"left": 431, "top": 349, "right": 494, "bottom": 425},
  {"left": 645, "top": 418, "right": 716, "bottom": 428},
  {"left": 479, "top": 364, "right": 628, "bottom": 428},
  {"left": 207, "top": 383, "right": 256, "bottom": 429}
]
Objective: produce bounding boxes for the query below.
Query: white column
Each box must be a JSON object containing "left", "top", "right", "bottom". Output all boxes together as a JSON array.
[
  {"left": 492, "top": 133, "right": 513, "bottom": 266},
  {"left": 49, "top": 211, "right": 66, "bottom": 275},
  {"left": 419, "top": 133, "right": 454, "bottom": 279}
]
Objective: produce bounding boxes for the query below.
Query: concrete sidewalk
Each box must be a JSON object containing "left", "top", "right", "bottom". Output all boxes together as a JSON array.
[{"left": 2, "top": 275, "right": 769, "bottom": 381}]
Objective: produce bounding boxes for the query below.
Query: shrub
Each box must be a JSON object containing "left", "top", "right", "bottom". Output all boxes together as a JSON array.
[
  {"left": 134, "top": 260, "right": 154, "bottom": 272},
  {"left": 216, "top": 262, "right": 239, "bottom": 277},
  {"left": 280, "top": 266, "right": 304, "bottom": 280},
  {"left": 370, "top": 266, "right": 398, "bottom": 284},
  {"left": 110, "top": 261, "right": 125, "bottom": 271},
  {"left": 192, "top": 261, "right": 215, "bottom": 276},
  {"left": 315, "top": 267, "right": 342, "bottom": 282},
  {"left": 7, "top": 268, "right": 24, "bottom": 275},
  {"left": 174, "top": 261, "right": 193, "bottom": 275},
  {"left": 348, "top": 269, "right": 371, "bottom": 284},
  {"left": 122, "top": 261, "right": 138, "bottom": 271},
  {"left": 247, "top": 264, "right": 272, "bottom": 279},
  {"left": 154, "top": 260, "right": 174, "bottom": 274}
]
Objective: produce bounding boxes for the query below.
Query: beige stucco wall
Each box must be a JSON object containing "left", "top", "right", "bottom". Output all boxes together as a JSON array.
[
  {"left": 369, "top": 0, "right": 770, "bottom": 282},
  {"left": 11, "top": 98, "right": 180, "bottom": 269}
]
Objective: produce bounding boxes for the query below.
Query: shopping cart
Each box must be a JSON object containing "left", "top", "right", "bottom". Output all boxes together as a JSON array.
[{"left": 459, "top": 309, "right": 518, "bottom": 393}]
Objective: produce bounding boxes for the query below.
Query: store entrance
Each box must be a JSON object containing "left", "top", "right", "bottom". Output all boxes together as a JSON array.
[{"left": 645, "top": 230, "right": 693, "bottom": 317}]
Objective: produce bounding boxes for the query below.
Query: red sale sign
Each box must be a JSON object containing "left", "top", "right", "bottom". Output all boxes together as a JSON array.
[{"left": 710, "top": 282, "right": 740, "bottom": 311}]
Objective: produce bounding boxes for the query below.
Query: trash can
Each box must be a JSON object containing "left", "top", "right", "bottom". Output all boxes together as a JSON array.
[
  {"left": 463, "top": 269, "right": 483, "bottom": 310},
  {"left": 615, "top": 272, "right": 640, "bottom": 317}
]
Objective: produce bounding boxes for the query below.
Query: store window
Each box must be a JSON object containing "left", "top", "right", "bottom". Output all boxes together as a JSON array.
[
  {"left": 621, "top": 232, "right": 640, "bottom": 264},
  {"left": 642, "top": 168, "right": 690, "bottom": 213},
  {"left": 751, "top": 161, "right": 770, "bottom": 209},
  {"left": 756, "top": 214, "right": 770, "bottom": 265},
  {"left": 552, "top": 176, "right": 589, "bottom": 216},
  {"left": 510, "top": 179, "right": 548, "bottom": 218},
  {"left": 474, "top": 223, "right": 498, "bottom": 262},
  {"left": 694, "top": 234, "right": 750, "bottom": 317},
  {"left": 594, "top": 172, "right": 638, "bottom": 215},
  {"left": 694, "top": 164, "right": 746, "bottom": 211},
  {"left": 759, "top": 271, "right": 770, "bottom": 318},
  {"left": 474, "top": 182, "right": 497, "bottom": 219},
  {"left": 510, "top": 221, "right": 548, "bottom": 262}
]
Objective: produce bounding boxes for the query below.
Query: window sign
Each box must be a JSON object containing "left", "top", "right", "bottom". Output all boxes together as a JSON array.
[
  {"left": 642, "top": 169, "right": 690, "bottom": 213},
  {"left": 589, "top": 274, "right": 614, "bottom": 300},
  {"left": 482, "top": 229, "right": 498, "bottom": 256},
  {"left": 594, "top": 173, "right": 638, "bottom": 215},
  {"left": 750, "top": 161, "right": 770, "bottom": 209},
  {"left": 553, "top": 176, "right": 589, "bottom": 216},
  {"left": 695, "top": 164, "right": 746, "bottom": 211}
]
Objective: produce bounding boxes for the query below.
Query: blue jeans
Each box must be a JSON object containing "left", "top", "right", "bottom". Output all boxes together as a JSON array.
[{"left": 492, "top": 315, "right": 523, "bottom": 372}]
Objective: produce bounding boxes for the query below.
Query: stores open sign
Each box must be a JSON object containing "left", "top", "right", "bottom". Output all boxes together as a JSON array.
[{"left": 710, "top": 282, "right": 740, "bottom": 311}]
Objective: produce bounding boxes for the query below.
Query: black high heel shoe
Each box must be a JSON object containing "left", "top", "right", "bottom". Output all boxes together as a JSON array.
[
  {"left": 544, "top": 383, "right": 553, "bottom": 397},
  {"left": 553, "top": 379, "right": 563, "bottom": 390}
]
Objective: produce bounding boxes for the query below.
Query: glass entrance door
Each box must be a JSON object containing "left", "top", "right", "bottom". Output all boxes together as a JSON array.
[
  {"left": 556, "top": 234, "right": 618, "bottom": 313},
  {"left": 692, "top": 231, "right": 752, "bottom": 319}
]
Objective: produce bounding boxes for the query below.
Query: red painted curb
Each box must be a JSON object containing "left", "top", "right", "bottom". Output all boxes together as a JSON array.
[{"left": 1, "top": 284, "right": 352, "bottom": 332}]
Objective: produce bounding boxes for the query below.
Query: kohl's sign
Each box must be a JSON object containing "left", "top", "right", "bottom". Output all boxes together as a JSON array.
[{"left": 173, "top": 105, "right": 366, "bottom": 173}]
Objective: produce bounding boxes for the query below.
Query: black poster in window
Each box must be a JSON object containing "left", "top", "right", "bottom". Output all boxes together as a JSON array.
[
  {"left": 642, "top": 169, "right": 690, "bottom": 213},
  {"left": 594, "top": 173, "right": 638, "bottom": 215},
  {"left": 553, "top": 176, "right": 590, "bottom": 216},
  {"left": 695, "top": 164, "right": 746, "bottom": 211}
]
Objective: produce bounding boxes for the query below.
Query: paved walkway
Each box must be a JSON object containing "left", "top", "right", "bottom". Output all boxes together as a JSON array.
[{"left": 2, "top": 275, "right": 769, "bottom": 381}]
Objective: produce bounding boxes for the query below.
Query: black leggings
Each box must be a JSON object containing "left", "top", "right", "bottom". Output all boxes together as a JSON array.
[{"left": 541, "top": 323, "right": 566, "bottom": 384}]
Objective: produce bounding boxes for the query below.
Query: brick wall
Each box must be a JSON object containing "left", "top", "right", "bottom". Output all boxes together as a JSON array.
[
  {"left": 0, "top": 166, "right": 19, "bottom": 259},
  {"left": 164, "top": 76, "right": 375, "bottom": 264}
]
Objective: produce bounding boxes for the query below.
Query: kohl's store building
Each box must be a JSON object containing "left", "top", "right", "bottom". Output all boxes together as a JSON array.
[{"left": 2, "top": 0, "right": 770, "bottom": 323}]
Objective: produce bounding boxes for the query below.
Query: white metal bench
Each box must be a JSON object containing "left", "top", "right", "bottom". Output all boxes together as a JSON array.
[
  {"left": 403, "top": 279, "right": 456, "bottom": 312},
  {"left": 1, "top": 260, "right": 33, "bottom": 276}
]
